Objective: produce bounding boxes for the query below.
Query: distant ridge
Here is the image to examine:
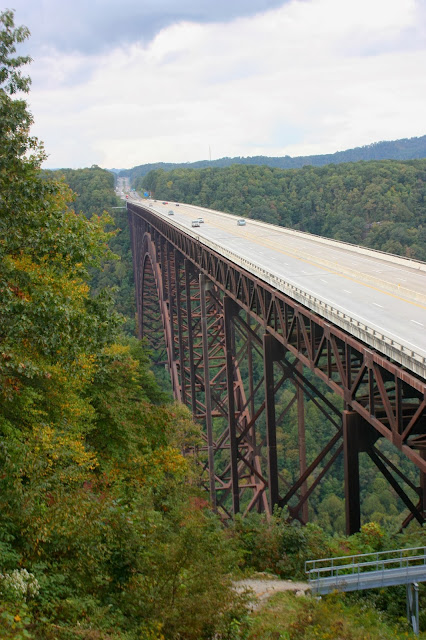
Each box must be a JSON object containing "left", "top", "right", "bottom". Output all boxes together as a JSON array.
[{"left": 118, "top": 134, "right": 426, "bottom": 182}]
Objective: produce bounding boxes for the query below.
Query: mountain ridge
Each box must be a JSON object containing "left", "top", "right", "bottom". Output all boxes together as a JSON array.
[{"left": 118, "top": 134, "right": 426, "bottom": 182}]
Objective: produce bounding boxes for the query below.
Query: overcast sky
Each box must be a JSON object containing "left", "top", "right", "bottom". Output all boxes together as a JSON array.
[{"left": 9, "top": 0, "right": 426, "bottom": 169}]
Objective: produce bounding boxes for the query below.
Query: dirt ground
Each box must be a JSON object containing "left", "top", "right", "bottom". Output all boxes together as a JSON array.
[{"left": 234, "top": 575, "right": 310, "bottom": 609}]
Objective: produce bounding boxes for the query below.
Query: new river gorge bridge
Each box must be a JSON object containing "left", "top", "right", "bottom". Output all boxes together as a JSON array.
[{"left": 127, "top": 197, "right": 426, "bottom": 534}]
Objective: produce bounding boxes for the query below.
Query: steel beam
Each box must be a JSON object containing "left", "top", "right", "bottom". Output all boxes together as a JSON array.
[
  {"left": 128, "top": 204, "right": 426, "bottom": 529},
  {"left": 224, "top": 296, "right": 240, "bottom": 514},
  {"left": 200, "top": 273, "right": 217, "bottom": 509},
  {"left": 263, "top": 334, "right": 285, "bottom": 512},
  {"left": 343, "top": 411, "right": 362, "bottom": 535}
]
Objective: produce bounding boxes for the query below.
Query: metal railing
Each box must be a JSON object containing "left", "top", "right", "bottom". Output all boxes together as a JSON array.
[
  {"left": 306, "top": 547, "right": 426, "bottom": 635},
  {"left": 306, "top": 546, "right": 426, "bottom": 589}
]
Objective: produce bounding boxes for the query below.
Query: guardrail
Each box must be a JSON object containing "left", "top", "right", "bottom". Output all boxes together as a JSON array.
[
  {"left": 129, "top": 202, "right": 426, "bottom": 379},
  {"left": 181, "top": 201, "right": 426, "bottom": 274},
  {"left": 306, "top": 547, "right": 426, "bottom": 635},
  {"left": 306, "top": 546, "right": 426, "bottom": 586},
  {"left": 180, "top": 203, "right": 426, "bottom": 304}
]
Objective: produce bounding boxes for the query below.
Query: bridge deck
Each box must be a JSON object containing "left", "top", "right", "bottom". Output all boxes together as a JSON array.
[{"left": 129, "top": 197, "right": 426, "bottom": 378}]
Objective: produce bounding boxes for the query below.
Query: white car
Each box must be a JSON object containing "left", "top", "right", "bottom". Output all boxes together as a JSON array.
[
  {"left": 237, "top": 219, "right": 246, "bottom": 226},
  {"left": 191, "top": 220, "right": 200, "bottom": 227},
  {"left": 168, "top": 210, "right": 174, "bottom": 215},
  {"left": 198, "top": 217, "right": 204, "bottom": 223}
]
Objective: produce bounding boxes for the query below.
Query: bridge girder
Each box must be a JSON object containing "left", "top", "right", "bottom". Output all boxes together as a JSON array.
[{"left": 129, "top": 204, "right": 426, "bottom": 533}]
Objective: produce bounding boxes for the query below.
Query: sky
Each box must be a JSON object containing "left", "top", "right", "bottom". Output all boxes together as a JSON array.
[{"left": 8, "top": 0, "right": 426, "bottom": 169}]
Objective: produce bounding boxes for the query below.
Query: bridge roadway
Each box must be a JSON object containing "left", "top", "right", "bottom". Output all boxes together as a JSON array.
[{"left": 128, "top": 197, "right": 426, "bottom": 379}]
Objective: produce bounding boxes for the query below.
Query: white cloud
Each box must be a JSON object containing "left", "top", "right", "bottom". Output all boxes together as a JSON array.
[{"left": 26, "top": 0, "right": 426, "bottom": 168}]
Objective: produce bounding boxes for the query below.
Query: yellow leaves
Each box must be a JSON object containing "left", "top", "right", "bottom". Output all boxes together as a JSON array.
[
  {"left": 151, "top": 446, "right": 188, "bottom": 477},
  {"left": 28, "top": 423, "right": 98, "bottom": 481},
  {"left": 8, "top": 253, "right": 90, "bottom": 304}
]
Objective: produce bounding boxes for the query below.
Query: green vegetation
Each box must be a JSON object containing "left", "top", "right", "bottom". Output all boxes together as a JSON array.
[
  {"left": 244, "top": 590, "right": 419, "bottom": 640},
  {"left": 0, "top": 11, "right": 244, "bottom": 639},
  {"left": 121, "top": 134, "right": 426, "bottom": 182},
  {"left": 47, "top": 166, "right": 137, "bottom": 334},
  {"left": 228, "top": 516, "right": 426, "bottom": 638},
  {"left": 139, "top": 160, "right": 426, "bottom": 260},
  {"left": 2, "top": 10, "right": 426, "bottom": 639}
]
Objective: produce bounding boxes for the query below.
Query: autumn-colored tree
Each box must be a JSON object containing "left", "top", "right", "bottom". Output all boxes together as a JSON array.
[{"left": 0, "top": 12, "right": 248, "bottom": 639}]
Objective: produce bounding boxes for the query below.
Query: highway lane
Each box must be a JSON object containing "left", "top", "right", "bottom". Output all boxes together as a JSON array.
[{"left": 130, "top": 198, "right": 426, "bottom": 376}]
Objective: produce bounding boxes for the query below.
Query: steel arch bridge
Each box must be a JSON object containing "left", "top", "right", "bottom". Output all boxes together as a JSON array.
[{"left": 128, "top": 202, "right": 426, "bottom": 534}]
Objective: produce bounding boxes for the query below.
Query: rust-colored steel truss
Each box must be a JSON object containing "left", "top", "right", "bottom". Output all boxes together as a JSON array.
[{"left": 129, "top": 204, "right": 426, "bottom": 533}]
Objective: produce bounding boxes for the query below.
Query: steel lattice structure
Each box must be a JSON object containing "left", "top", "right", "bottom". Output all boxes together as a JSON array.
[{"left": 129, "top": 203, "right": 426, "bottom": 533}]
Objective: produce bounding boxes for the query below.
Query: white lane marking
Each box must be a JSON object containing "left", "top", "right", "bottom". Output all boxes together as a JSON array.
[
  {"left": 281, "top": 282, "right": 425, "bottom": 354},
  {"left": 373, "top": 303, "right": 384, "bottom": 308},
  {"left": 411, "top": 320, "right": 424, "bottom": 326},
  {"left": 320, "top": 279, "right": 328, "bottom": 283},
  {"left": 343, "top": 289, "right": 352, "bottom": 293}
]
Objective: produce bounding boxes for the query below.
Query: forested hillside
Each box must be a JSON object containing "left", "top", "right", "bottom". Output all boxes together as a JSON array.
[
  {"left": 49, "top": 165, "right": 118, "bottom": 215},
  {"left": 0, "top": 12, "right": 244, "bottom": 638},
  {"left": 139, "top": 160, "right": 426, "bottom": 260},
  {"left": 48, "top": 166, "right": 137, "bottom": 332},
  {"left": 122, "top": 134, "right": 426, "bottom": 182},
  {"left": 2, "top": 10, "right": 426, "bottom": 638}
]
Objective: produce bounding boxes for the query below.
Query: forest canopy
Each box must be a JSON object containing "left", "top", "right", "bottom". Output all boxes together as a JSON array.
[
  {"left": 0, "top": 11, "right": 244, "bottom": 639},
  {"left": 139, "top": 159, "right": 426, "bottom": 260},
  {"left": 122, "top": 134, "right": 426, "bottom": 182}
]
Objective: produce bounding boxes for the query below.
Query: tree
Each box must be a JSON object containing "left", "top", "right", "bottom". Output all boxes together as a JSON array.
[
  {"left": 0, "top": 15, "right": 247, "bottom": 639},
  {"left": 0, "top": 10, "right": 121, "bottom": 398}
]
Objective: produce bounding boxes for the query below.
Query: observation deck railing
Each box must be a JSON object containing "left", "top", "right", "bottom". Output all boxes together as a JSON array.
[{"left": 306, "top": 546, "right": 426, "bottom": 635}]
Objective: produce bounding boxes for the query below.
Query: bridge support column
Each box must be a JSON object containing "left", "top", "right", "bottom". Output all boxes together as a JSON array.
[
  {"left": 224, "top": 297, "right": 240, "bottom": 515},
  {"left": 263, "top": 333, "right": 285, "bottom": 513},
  {"left": 343, "top": 411, "right": 377, "bottom": 534},
  {"left": 343, "top": 411, "right": 362, "bottom": 535},
  {"left": 407, "top": 583, "right": 419, "bottom": 636},
  {"left": 174, "top": 253, "right": 186, "bottom": 404},
  {"left": 200, "top": 274, "right": 216, "bottom": 510},
  {"left": 420, "top": 450, "right": 426, "bottom": 517},
  {"left": 185, "top": 260, "right": 197, "bottom": 420},
  {"left": 296, "top": 360, "right": 308, "bottom": 524}
]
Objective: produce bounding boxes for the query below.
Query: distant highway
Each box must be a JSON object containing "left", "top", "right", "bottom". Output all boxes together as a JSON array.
[{"left": 129, "top": 197, "right": 426, "bottom": 378}]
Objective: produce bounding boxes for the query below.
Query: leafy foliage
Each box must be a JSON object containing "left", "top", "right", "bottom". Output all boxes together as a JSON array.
[
  {"left": 140, "top": 160, "right": 426, "bottom": 260},
  {"left": 243, "top": 590, "right": 419, "bottom": 640},
  {"left": 48, "top": 166, "right": 137, "bottom": 334},
  {"left": 0, "top": 11, "right": 245, "bottom": 639}
]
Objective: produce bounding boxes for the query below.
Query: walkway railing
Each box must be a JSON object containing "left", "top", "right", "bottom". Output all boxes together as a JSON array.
[{"left": 306, "top": 546, "right": 426, "bottom": 635}]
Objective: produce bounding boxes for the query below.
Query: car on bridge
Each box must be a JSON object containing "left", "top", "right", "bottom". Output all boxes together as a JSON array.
[
  {"left": 168, "top": 210, "right": 174, "bottom": 215},
  {"left": 197, "top": 217, "right": 204, "bottom": 223},
  {"left": 237, "top": 219, "right": 246, "bottom": 226},
  {"left": 191, "top": 220, "right": 200, "bottom": 227}
]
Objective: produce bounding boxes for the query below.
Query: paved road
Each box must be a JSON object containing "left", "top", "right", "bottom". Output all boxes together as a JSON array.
[{"left": 130, "top": 198, "right": 426, "bottom": 377}]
